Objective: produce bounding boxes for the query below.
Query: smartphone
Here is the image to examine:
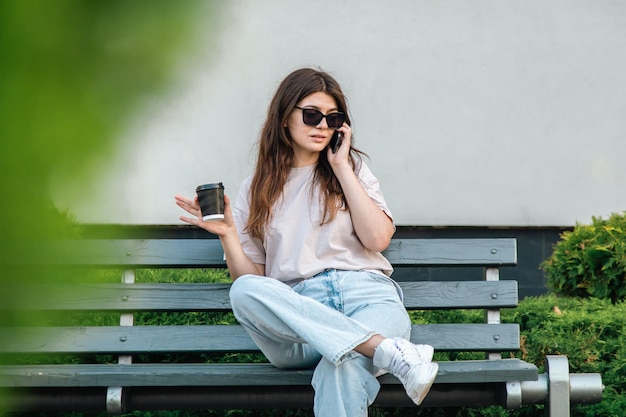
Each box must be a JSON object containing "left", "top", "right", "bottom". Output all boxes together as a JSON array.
[{"left": 329, "top": 131, "right": 343, "bottom": 154}]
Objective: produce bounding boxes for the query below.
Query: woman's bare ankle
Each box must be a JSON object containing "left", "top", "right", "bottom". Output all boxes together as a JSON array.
[{"left": 354, "top": 334, "right": 386, "bottom": 358}]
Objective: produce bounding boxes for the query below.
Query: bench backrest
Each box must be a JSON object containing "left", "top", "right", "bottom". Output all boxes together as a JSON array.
[{"left": 1, "top": 237, "right": 518, "bottom": 359}]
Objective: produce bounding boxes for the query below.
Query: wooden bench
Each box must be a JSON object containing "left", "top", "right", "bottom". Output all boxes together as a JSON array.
[{"left": 0, "top": 230, "right": 603, "bottom": 416}]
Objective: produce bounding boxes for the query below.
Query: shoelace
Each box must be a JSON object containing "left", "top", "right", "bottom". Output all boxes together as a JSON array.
[{"left": 389, "top": 341, "right": 421, "bottom": 380}]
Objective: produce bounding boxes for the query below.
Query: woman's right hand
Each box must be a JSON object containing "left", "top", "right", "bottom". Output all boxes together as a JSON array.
[
  {"left": 175, "top": 194, "right": 235, "bottom": 238},
  {"left": 175, "top": 194, "right": 264, "bottom": 279}
]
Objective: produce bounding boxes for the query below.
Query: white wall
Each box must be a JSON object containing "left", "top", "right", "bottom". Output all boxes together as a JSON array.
[{"left": 57, "top": 0, "right": 626, "bottom": 226}]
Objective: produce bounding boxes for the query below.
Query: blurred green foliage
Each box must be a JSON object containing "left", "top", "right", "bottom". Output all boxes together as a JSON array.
[
  {"left": 0, "top": 0, "right": 217, "bottom": 401},
  {"left": 0, "top": 0, "right": 211, "bottom": 240}
]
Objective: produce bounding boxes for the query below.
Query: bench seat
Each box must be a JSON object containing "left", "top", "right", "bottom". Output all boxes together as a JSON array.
[{"left": 1, "top": 359, "right": 537, "bottom": 387}]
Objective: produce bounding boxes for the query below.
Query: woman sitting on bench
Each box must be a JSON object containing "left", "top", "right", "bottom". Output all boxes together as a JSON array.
[{"left": 175, "top": 67, "right": 437, "bottom": 417}]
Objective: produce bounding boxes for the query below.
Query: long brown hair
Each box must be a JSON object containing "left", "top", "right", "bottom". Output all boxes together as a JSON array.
[{"left": 246, "top": 68, "right": 365, "bottom": 239}]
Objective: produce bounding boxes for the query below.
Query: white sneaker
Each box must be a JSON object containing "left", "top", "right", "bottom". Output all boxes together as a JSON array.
[
  {"left": 373, "top": 338, "right": 438, "bottom": 405},
  {"left": 394, "top": 338, "right": 435, "bottom": 365}
]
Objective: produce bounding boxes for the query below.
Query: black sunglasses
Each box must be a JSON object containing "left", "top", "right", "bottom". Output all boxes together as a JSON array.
[{"left": 294, "top": 106, "right": 346, "bottom": 129}]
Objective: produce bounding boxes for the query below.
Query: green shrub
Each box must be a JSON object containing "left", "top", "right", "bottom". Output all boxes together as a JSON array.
[
  {"left": 505, "top": 295, "right": 625, "bottom": 417},
  {"left": 541, "top": 212, "right": 626, "bottom": 303}
]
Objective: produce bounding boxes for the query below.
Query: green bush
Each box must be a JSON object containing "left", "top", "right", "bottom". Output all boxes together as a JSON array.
[
  {"left": 507, "top": 295, "right": 625, "bottom": 416},
  {"left": 541, "top": 212, "right": 626, "bottom": 303},
  {"left": 395, "top": 295, "right": 624, "bottom": 417}
]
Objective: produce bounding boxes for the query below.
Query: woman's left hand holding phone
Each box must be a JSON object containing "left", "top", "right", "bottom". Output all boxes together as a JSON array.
[{"left": 327, "top": 123, "right": 351, "bottom": 168}]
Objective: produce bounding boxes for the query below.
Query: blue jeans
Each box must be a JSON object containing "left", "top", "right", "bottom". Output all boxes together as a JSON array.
[{"left": 229, "top": 269, "right": 411, "bottom": 417}]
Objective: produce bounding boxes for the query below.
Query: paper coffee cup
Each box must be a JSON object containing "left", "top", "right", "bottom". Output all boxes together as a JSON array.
[{"left": 196, "top": 183, "right": 224, "bottom": 221}]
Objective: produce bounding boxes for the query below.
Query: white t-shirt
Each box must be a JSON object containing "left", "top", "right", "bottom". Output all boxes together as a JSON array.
[{"left": 232, "top": 160, "right": 394, "bottom": 282}]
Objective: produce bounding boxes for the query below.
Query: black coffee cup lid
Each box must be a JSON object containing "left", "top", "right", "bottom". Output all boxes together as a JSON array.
[{"left": 196, "top": 183, "right": 224, "bottom": 192}]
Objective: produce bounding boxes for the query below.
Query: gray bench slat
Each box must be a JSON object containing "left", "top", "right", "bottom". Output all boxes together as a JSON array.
[
  {"left": 3, "top": 283, "right": 234, "bottom": 312},
  {"left": 0, "top": 324, "right": 519, "bottom": 354},
  {"left": 36, "top": 239, "right": 227, "bottom": 268},
  {"left": 26, "top": 238, "right": 516, "bottom": 267},
  {"left": 0, "top": 359, "right": 537, "bottom": 388},
  {"left": 400, "top": 280, "right": 518, "bottom": 309},
  {"left": 413, "top": 324, "right": 520, "bottom": 350},
  {"left": 2, "top": 281, "right": 517, "bottom": 311},
  {"left": 385, "top": 238, "right": 517, "bottom": 266}
]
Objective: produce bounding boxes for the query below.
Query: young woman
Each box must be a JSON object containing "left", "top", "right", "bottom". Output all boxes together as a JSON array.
[{"left": 175, "top": 68, "right": 437, "bottom": 417}]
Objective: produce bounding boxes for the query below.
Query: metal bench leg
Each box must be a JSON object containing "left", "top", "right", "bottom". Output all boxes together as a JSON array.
[
  {"left": 106, "top": 387, "right": 123, "bottom": 415},
  {"left": 545, "top": 355, "right": 570, "bottom": 417}
]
